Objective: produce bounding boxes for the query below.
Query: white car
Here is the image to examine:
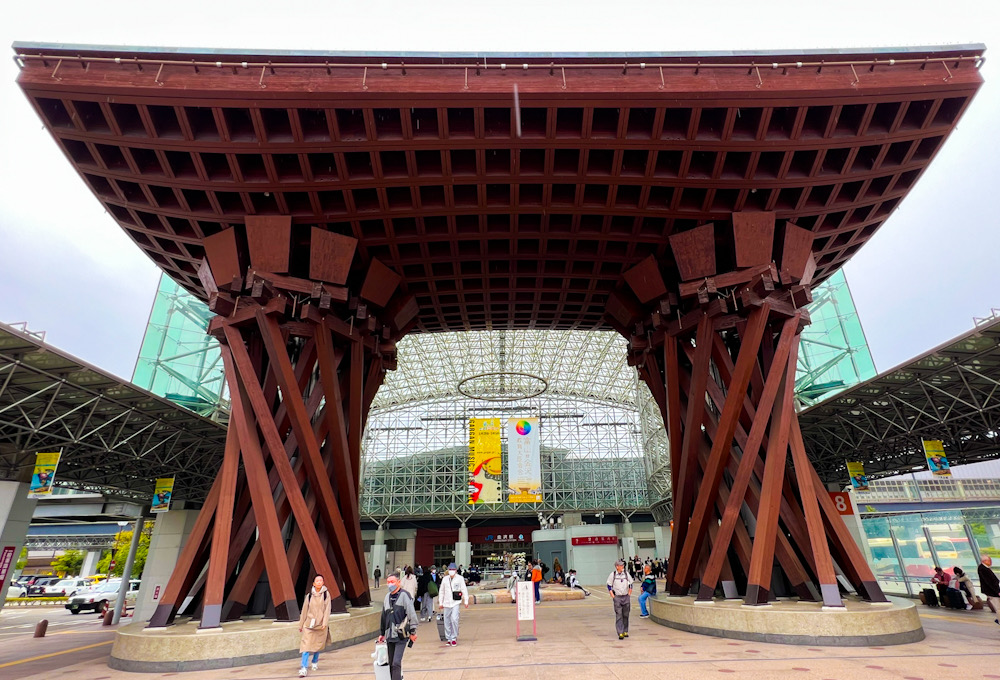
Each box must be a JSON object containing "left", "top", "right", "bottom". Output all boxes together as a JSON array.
[
  {"left": 65, "top": 579, "right": 140, "bottom": 614},
  {"left": 42, "top": 578, "right": 90, "bottom": 598},
  {"left": 5, "top": 583, "right": 28, "bottom": 599}
]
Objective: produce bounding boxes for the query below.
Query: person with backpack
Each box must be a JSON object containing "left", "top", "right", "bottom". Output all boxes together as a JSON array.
[
  {"left": 417, "top": 565, "right": 439, "bottom": 621},
  {"left": 297, "top": 575, "right": 332, "bottom": 677},
  {"left": 607, "top": 559, "right": 632, "bottom": 639},
  {"left": 373, "top": 566, "right": 382, "bottom": 589},
  {"left": 438, "top": 562, "right": 469, "bottom": 646},
  {"left": 377, "top": 574, "right": 418, "bottom": 680},
  {"left": 638, "top": 564, "right": 656, "bottom": 618}
]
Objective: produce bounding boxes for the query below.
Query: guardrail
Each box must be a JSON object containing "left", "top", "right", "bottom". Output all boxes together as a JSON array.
[
  {"left": 854, "top": 478, "right": 1000, "bottom": 503},
  {"left": 4, "top": 597, "right": 69, "bottom": 606}
]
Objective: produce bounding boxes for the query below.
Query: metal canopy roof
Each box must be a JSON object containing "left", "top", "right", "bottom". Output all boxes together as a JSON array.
[
  {"left": 0, "top": 322, "right": 226, "bottom": 503},
  {"left": 14, "top": 43, "right": 985, "bottom": 333},
  {"left": 799, "top": 318, "right": 1000, "bottom": 484}
]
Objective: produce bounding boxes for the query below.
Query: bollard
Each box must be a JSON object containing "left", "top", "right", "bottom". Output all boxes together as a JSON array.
[
  {"left": 34, "top": 620, "right": 48, "bottom": 638},
  {"left": 103, "top": 609, "right": 114, "bottom": 626}
]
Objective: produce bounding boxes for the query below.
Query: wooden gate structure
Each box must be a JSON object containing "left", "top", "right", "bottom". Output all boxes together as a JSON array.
[{"left": 15, "top": 43, "right": 984, "bottom": 624}]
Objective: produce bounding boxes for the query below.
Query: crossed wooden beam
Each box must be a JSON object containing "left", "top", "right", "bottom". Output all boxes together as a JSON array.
[{"left": 614, "top": 211, "right": 887, "bottom": 606}]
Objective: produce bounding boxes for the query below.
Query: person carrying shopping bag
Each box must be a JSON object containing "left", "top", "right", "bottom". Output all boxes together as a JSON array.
[
  {"left": 297, "top": 575, "right": 332, "bottom": 677},
  {"left": 377, "top": 574, "right": 418, "bottom": 680}
]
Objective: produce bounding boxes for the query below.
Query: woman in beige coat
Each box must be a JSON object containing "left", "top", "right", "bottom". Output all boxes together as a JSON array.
[
  {"left": 297, "top": 575, "right": 332, "bottom": 677},
  {"left": 401, "top": 566, "right": 418, "bottom": 601}
]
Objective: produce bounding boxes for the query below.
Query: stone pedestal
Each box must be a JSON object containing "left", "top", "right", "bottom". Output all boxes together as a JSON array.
[{"left": 81, "top": 549, "right": 102, "bottom": 577}]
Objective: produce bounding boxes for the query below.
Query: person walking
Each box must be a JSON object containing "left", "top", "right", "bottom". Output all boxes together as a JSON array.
[
  {"left": 531, "top": 560, "right": 543, "bottom": 603},
  {"left": 568, "top": 569, "right": 590, "bottom": 596},
  {"left": 417, "top": 565, "right": 439, "bottom": 621},
  {"left": 401, "top": 565, "right": 418, "bottom": 602},
  {"left": 607, "top": 559, "right": 633, "bottom": 639},
  {"left": 438, "top": 562, "right": 469, "bottom": 646},
  {"left": 373, "top": 566, "right": 382, "bottom": 589},
  {"left": 978, "top": 555, "right": 1000, "bottom": 624},
  {"left": 297, "top": 575, "right": 332, "bottom": 677},
  {"left": 639, "top": 564, "right": 656, "bottom": 618},
  {"left": 377, "top": 574, "right": 418, "bottom": 680}
]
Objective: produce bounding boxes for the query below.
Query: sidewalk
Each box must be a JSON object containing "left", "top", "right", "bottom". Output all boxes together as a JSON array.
[{"left": 11, "top": 595, "right": 1000, "bottom": 679}]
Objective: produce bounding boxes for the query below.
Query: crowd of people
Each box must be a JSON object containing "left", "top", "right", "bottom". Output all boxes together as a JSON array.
[{"left": 296, "top": 552, "right": 1000, "bottom": 678}]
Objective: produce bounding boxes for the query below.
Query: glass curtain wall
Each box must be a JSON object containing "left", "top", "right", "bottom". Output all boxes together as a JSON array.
[
  {"left": 132, "top": 274, "right": 228, "bottom": 420},
  {"left": 861, "top": 508, "right": 1000, "bottom": 596}
]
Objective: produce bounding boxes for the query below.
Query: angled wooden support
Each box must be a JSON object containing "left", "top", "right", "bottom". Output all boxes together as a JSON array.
[
  {"left": 199, "top": 418, "right": 241, "bottom": 629},
  {"left": 666, "top": 316, "right": 714, "bottom": 594},
  {"left": 744, "top": 334, "right": 800, "bottom": 606},
  {"left": 696, "top": 314, "right": 798, "bottom": 600},
  {"left": 672, "top": 304, "right": 770, "bottom": 592}
]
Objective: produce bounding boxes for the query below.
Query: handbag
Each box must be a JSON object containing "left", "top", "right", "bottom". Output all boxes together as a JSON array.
[{"left": 374, "top": 641, "right": 388, "bottom": 666}]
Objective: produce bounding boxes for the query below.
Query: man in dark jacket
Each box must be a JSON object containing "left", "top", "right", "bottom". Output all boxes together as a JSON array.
[
  {"left": 638, "top": 564, "right": 656, "bottom": 618},
  {"left": 978, "top": 556, "right": 1000, "bottom": 624}
]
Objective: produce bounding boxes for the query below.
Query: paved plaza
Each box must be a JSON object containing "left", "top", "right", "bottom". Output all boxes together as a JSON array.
[{"left": 3, "top": 593, "right": 999, "bottom": 679}]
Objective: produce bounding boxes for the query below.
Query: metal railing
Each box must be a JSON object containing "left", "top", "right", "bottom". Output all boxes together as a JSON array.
[{"left": 854, "top": 478, "right": 1000, "bottom": 503}]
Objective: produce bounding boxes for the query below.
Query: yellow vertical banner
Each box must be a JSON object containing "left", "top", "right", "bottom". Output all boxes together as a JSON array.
[
  {"left": 28, "top": 452, "right": 61, "bottom": 497},
  {"left": 468, "top": 419, "right": 502, "bottom": 504},
  {"left": 845, "top": 461, "right": 869, "bottom": 491},
  {"left": 922, "top": 440, "right": 952, "bottom": 476},
  {"left": 151, "top": 477, "right": 175, "bottom": 513}
]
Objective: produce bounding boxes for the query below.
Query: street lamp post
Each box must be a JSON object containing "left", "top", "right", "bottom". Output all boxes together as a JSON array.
[{"left": 108, "top": 521, "right": 128, "bottom": 578}]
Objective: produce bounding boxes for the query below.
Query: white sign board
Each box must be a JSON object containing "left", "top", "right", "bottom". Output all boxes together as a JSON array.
[{"left": 516, "top": 581, "right": 535, "bottom": 621}]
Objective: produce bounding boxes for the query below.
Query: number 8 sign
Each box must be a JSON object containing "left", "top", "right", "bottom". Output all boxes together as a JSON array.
[{"left": 829, "top": 491, "right": 853, "bottom": 516}]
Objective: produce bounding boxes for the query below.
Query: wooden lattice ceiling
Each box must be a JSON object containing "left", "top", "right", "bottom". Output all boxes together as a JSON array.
[{"left": 14, "top": 44, "right": 985, "bottom": 332}]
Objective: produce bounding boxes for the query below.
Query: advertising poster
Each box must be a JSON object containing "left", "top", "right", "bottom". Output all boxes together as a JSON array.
[
  {"left": 151, "top": 477, "right": 175, "bottom": 513},
  {"left": 28, "top": 452, "right": 61, "bottom": 497},
  {"left": 846, "top": 461, "right": 869, "bottom": 491},
  {"left": 468, "top": 418, "right": 503, "bottom": 504},
  {"left": 922, "top": 440, "right": 952, "bottom": 476},
  {"left": 507, "top": 418, "right": 541, "bottom": 503}
]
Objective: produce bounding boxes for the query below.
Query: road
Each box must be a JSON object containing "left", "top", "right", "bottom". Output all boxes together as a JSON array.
[{"left": 0, "top": 605, "right": 118, "bottom": 679}]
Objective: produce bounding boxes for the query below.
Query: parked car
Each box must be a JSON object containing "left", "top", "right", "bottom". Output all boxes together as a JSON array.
[
  {"left": 5, "top": 583, "right": 28, "bottom": 599},
  {"left": 65, "top": 579, "right": 140, "bottom": 615},
  {"left": 40, "top": 578, "right": 90, "bottom": 598},
  {"left": 26, "top": 577, "right": 60, "bottom": 596}
]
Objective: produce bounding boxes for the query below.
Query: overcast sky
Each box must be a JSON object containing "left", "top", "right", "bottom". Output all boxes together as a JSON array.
[{"left": 0, "top": 1, "right": 996, "bottom": 380}]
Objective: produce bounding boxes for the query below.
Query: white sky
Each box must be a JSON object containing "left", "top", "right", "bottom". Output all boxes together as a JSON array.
[{"left": 0, "top": 0, "right": 997, "bottom": 380}]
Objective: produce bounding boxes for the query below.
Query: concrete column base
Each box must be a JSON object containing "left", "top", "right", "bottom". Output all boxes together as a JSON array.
[{"left": 648, "top": 595, "right": 924, "bottom": 646}]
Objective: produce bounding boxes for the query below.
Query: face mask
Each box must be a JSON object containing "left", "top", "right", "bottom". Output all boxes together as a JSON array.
[{"left": 449, "top": 570, "right": 457, "bottom": 576}]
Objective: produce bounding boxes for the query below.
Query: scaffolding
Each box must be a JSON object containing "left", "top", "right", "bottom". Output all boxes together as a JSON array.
[{"left": 132, "top": 274, "right": 228, "bottom": 421}]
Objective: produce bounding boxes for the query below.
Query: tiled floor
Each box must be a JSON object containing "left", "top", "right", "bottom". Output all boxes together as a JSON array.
[{"left": 14, "top": 596, "right": 1000, "bottom": 679}]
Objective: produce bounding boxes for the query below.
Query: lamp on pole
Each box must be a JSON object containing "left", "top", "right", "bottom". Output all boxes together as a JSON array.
[{"left": 108, "top": 521, "right": 128, "bottom": 578}]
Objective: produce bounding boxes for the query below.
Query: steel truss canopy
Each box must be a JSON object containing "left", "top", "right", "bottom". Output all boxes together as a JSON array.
[
  {"left": 0, "top": 322, "right": 226, "bottom": 502},
  {"left": 13, "top": 42, "right": 985, "bottom": 334},
  {"left": 799, "top": 318, "right": 1000, "bottom": 485}
]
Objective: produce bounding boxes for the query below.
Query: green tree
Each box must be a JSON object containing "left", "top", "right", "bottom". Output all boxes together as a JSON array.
[
  {"left": 15, "top": 547, "right": 28, "bottom": 570},
  {"left": 51, "top": 549, "right": 85, "bottom": 576},
  {"left": 96, "top": 527, "right": 152, "bottom": 578}
]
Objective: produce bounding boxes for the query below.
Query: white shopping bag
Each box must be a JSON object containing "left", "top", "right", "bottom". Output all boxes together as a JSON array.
[{"left": 373, "top": 641, "right": 389, "bottom": 666}]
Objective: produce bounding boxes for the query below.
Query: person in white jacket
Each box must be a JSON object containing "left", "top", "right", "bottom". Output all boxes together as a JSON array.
[{"left": 437, "top": 562, "right": 469, "bottom": 646}]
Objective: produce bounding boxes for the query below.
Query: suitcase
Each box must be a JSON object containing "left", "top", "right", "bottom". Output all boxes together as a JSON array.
[
  {"left": 436, "top": 613, "right": 447, "bottom": 641},
  {"left": 922, "top": 588, "right": 939, "bottom": 607},
  {"left": 945, "top": 588, "right": 966, "bottom": 609},
  {"left": 373, "top": 661, "right": 391, "bottom": 680}
]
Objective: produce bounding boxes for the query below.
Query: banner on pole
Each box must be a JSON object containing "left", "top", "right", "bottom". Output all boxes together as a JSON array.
[
  {"left": 28, "top": 452, "right": 61, "bottom": 497},
  {"left": 507, "top": 418, "right": 541, "bottom": 503},
  {"left": 151, "top": 477, "right": 175, "bottom": 513},
  {"left": 922, "top": 440, "right": 951, "bottom": 476},
  {"left": 515, "top": 580, "right": 537, "bottom": 641},
  {"left": 846, "top": 461, "right": 868, "bottom": 491},
  {"left": 468, "top": 418, "right": 503, "bottom": 504}
]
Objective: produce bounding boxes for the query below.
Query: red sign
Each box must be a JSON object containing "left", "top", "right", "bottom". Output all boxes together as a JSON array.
[
  {"left": 571, "top": 536, "right": 618, "bottom": 546},
  {"left": 829, "top": 492, "right": 854, "bottom": 516},
  {"left": 153, "top": 585, "right": 161, "bottom": 600},
  {"left": 0, "top": 546, "right": 15, "bottom": 583}
]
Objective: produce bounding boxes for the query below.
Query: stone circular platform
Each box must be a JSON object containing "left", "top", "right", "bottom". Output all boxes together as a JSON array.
[
  {"left": 109, "top": 607, "right": 380, "bottom": 673},
  {"left": 648, "top": 595, "right": 923, "bottom": 646}
]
